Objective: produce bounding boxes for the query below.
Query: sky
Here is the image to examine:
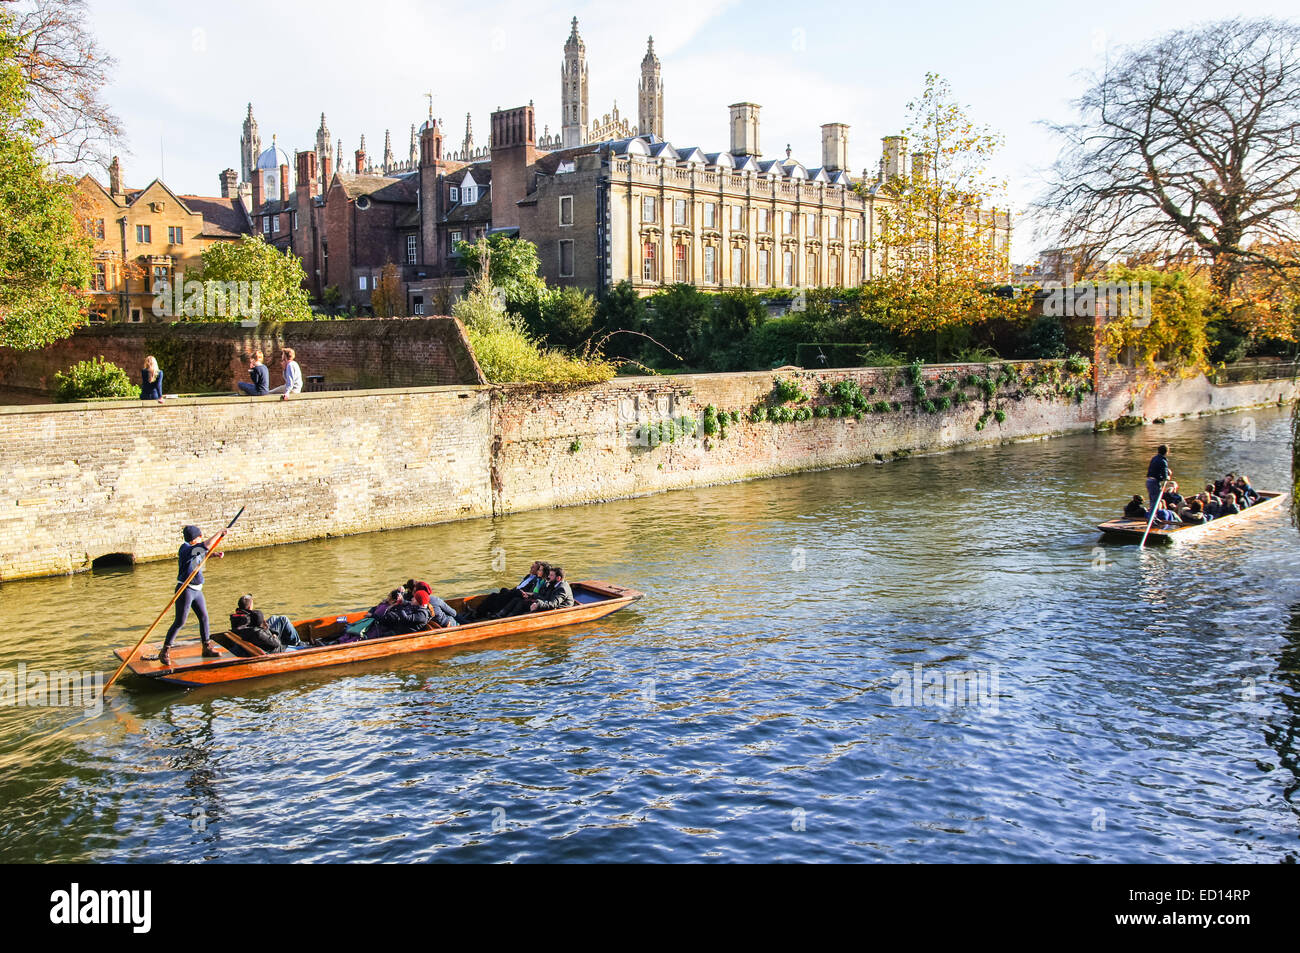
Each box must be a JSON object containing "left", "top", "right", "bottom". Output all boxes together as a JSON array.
[{"left": 85, "top": 0, "right": 1300, "bottom": 262}]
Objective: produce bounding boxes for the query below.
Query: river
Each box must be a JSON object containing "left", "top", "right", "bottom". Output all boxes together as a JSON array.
[{"left": 0, "top": 406, "right": 1296, "bottom": 862}]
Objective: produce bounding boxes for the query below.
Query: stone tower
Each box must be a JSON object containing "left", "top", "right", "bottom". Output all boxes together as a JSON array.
[
  {"left": 638, "top": 36, "right": 663, "bottom": 140},
  {"left": 240, "top": 103, "right": 261, "bottom": 184},
  {"left": 462, "top": 112, "right": 474, "bottom": 158},
  {"left": 560, "top": 17, "right": 588, "bottom": 149},
  {"left": 315, "top": 113, "right": 331, "bottom": 165},
  {"left": 409, "top": 124, "right": 419, "bottom": 167}
]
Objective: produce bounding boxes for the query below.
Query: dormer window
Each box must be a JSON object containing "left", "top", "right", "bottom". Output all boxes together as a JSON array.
[{"left": 463, "top": 186, "right": 476, "bottom": 203}]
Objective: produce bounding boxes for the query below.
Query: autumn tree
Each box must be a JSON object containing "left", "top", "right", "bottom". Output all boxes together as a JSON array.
[
  {"left": 871, "top": 73, "right": 1017, "bottom": 336},
  {"left": 1036, "top": 18, "right": 1300, "bottom": 304},
  {"left": 6, "top": 0, "right": 122, "bottom": 170},
  {"left": 370, "top": 262, "right": 405, "bottom": 318},
  {"left": 0, "top": 4, "right": 91, "bottom": 350}
]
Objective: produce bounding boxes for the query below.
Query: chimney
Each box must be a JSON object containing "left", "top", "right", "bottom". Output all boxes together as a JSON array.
[
  {"left": 489, "top": 104, "right": 536, "bottom": 230},
  {"left": 882, "top": 136, "right": 906, "bottom": 181},
  {"left": 279, "top": 163, "right": 290, "bottom": 203},
  {"left": 729, "top": 103, "right": 761, "bottom": 157},
  {"left": 821, "top": 123, "right": 848, "bottom": 173},
  {"left": 911, "top": 151, "right": 930, "bottom": 183},
  {"left": 296, "top": 151, "right": 317, "bottom": 198},
  {"left": 355, "top": 135, "right": 366, "bottom": 174},
  {"left": 219, "top": 168, "right": 238, "bottom": 198},
  {"left": 252, "top": 169, "right": 263, "bottom": 211},
  {"left": 108, "top": 156, "right": 122, "bottom": 196},
  {"left": 321, "top": 153, "right": 333, "bottom": 193}
]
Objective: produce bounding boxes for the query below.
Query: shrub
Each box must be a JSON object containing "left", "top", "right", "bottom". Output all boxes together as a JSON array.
[
  {"left": 749, "top": 405, "right": 768, "bottom": 423},
  {"left": 994, "top": 409, "right": 1007, "bottom": 423},
  {"left": 54, "top": 357, "right": 135, "bottom": 401},
  {"left": 773, "top": 377, "right": 811, "bottom": 403},
  {"left": 815, "top": 405, "right": 830, "bottom": 418},
  {"left": 911, "top": 382, "right": 927, "bottom": 403},
  {"left": 568, "top": 439, "right": 582, "bottom": 454},
  {"left": 922, "top": 399, "right": 937, "bottom": 414},
  {"left": 702, "top": 404, "right": 719, "bottom": 436}
]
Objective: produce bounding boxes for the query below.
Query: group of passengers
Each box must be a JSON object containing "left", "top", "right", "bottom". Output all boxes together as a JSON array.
[
  {"left": 1124, "top": 471, "right": 1262, "bottom": 526},
  {"left": 324, "top": 562, "right": 575, "bottom": 645}
]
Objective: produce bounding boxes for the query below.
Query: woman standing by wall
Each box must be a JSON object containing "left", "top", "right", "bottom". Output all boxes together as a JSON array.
[{"left": 140, "top": 355, "right": 163, "bottom": 403}]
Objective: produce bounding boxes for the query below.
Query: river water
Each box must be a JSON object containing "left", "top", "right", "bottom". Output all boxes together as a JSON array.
[{"left": 0, "top": 406, "right": 1297, "bottom": 863}]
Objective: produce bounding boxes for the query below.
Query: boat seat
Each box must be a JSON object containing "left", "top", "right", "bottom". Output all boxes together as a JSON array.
[
  {"left": 573, "top": 591, "right": 605, "bottom": 605},
  {"left": 211, "top": 630, "right": 270, "bottom": 658}
]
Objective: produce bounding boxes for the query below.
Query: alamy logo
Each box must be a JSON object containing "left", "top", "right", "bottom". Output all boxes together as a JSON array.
[
  {"left": 49, "top": 884, "right": 151, "bottom": 933},
  {"left": 889, "top": 663, "right": 1001, "bottom": 713},
  {"left": 1041, "top": 276, "right": 1152, "bottom": 326},
  {"left": 0, "top": 664, "right": 103, "bottom": 716},
  {"left": 152, "top": 274, "right": 260, "bottom": 320}
]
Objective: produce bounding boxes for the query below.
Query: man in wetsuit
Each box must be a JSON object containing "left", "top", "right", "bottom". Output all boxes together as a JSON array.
[{"left": 149, "top": 525, "right": 223, "bottom": 667}]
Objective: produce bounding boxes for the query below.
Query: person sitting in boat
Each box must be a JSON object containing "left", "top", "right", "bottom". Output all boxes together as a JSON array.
[
  {"left": 230, "top": 594, "right": 304, "bottom": 651},
  {"left": 1202, "top": 488, "right": 1223, "bottom": 518},
  {"left": 1179, "top": 498, "right": 1208, "bottom": 525},
  {"left": 528, "top": 566, "right": 575, "bottom": 613},
  {"left": 404, "top": 579, "right": 432, "bottom": 603},
  {"left": 470, "top": 561, "right": 550, "bottom": 620},
  {"left": 1234, "top": 475, "right": 1259, "bottom": 506},
  {"left": 224, "top": 602, "right": 286, "bottom": 655},
  {"left": 371, "top": 593, "right": 432, "bottom": 637},
  {"left": 1153, "top": 501, "right": 1182, "bottom": 525},
  {"left": 1215, "top": 473, "right": 1237, "bottom": 496},
  {"left": 1124, "top": 495, "right": 1149, "bottom": 520},
  {"left": 1219, "top": 492, "right": 1242, "bottom": 517},
  {"left": 1164, "top": 481, "right": 1185, "bottom": 508}
]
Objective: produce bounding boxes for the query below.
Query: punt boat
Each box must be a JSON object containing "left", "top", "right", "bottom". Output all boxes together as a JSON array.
[
  {"left": 1096, "top": 490, "right": 1288, "bottom": 544},
  {"left": 113, "top": 580, "right": 643, "bottom": 688}
]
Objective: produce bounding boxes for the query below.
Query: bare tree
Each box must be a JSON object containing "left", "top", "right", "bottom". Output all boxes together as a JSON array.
[
  {"left": 6, "top": 0, "right": 122, "bottom": 170},
  {"left": 1035, "top": 17, "right": 1300, "bottom": 300}
]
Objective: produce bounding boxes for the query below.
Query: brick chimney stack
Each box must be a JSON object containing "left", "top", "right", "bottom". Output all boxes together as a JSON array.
[
  {"left": 355, "top": 135, "right": 366, "bottom": 174},
  {"left": 279, "top": 163, "right": 290, "bottom": 203},
  {"left": 489, "top": 104, "right": 536, "bottom": 230},
  {"left": 108, "top": 156, "right": 122, "bottom": 196},
  {"left": 219, "top": 168, "right": 238, "bottom": 198}
]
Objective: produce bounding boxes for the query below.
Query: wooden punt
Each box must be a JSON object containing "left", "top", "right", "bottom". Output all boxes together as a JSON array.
[
  {"left": 1096, "top": 490, "right": 1288, "bottom": 544},
  {"left": 113, "top": 580, "right": 643, "bottom": 688}
]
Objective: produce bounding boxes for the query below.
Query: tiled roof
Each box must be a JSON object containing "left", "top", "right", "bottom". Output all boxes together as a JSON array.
[
  {"left": 336, "top": 172, "right": 417, "bottom": 203},
  {"left": 178, "top": 195, "right": 253, "bottom": 238}
]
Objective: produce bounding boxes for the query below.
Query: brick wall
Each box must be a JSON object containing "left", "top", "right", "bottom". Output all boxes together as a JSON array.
[
  {"left": 0, "top": 317, "right": 485, "bottom": 396},
  {"left": 0, "top": 362, "right": 1293, "bottom": 581}
]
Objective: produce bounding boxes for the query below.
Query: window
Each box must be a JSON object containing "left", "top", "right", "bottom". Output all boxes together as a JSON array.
[
  {"left": 703, "top": 245, "right": 716, "bottom": 283},
  {"left": 642, "top": 241, "right": 657, "bottom": 282},
  {"left": 292, "top": 212, "right": 299, "bottom": 230},
  {"left": 450, "top": 230, "right": 463, "bottom": 247},
  {"left": 730, "top": 205, "right": 742, "bottom": 230},
  {"left": 559, "top": 239, "right": 575, "bottom": 277},
  {"left": 272, "top": 215, "right": 280, "bottom": 233},
  {"left": 92, "top": 262, "right": 107, "bottom": 291},
  {"left": 94, "top": 218, "right": 105, "bottom": 240},
  {"left": 136, "top": 224, "right": 151, "bottom": 243},
  {"left": 829, "top": 217, "right": 839, "bottom": 239},
  {"left": 674, "top": 243, "right": 688, "bottom": 282},
  {"left": 559, "top": 195, "right": 574, "bottom": 226},
  {"left": 703, "top": 202, "right": 716, "bottom": 228},
  {"left": 262, "top": 217, "right": 271, "bottom": 234},
  {"left": 806, "top": 253, "right": 818, "bottom": 285},
  {"left": 757, "top": 209, "right": 769, "bottom": 233},
  {"left": 830, "top": 254, "right": 840, "bottom": 282},
  {"left": 757, "top": 249, "right": 769, "bottom": 285},
  {"left": 151, "top": 264, "right": 169, "bottom": 289},
  {"left": 850, "top": 218, "right": 861, "bottom": 241},
  {"left": 783, "top": 251, "right": 793, "bottom": 286},
  {"left": 167, "top": 226, "right": 183, "bottom": 244},
  {"left": 642, "top": 195, "right": 657, "bottom": 223},
  {"left": 450, "top": 186, "right": 459, "bottom": 203},
  {"left": 407, "top": 234, "right": 417, "bottom": 265},
  {"left": 805, "top": 213, "right": 817, "bottom": 235},
  {"left": 413, "top": 296, "right": 425, "bottom": 315},
  {"left": 673, "top": 199, "right": 686, "bottom": 226},
  {"left": 130, "top": 309, "right": 142, "bottom": 323},
  {"left": 731, "top": 247, "right": 744, "bottom": 284},
  {"left": 782, "top": 211, "right": 793, "bottom": 235},
  {"left": 359, "top": 276, "right": 368, "bottom": 290},
  {"left": 463, "top": 186, "right": 476, "bottom": 203}
]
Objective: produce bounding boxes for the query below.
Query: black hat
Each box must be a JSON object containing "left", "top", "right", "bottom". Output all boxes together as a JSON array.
[{"left": 183, "top": 525, "right": 202, "bottom": 542}]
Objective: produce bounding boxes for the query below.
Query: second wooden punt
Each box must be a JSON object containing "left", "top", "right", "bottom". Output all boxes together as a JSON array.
[
  {"left": 1096, "top": 490, "right": 1287, "bottom": 543},
  {"left": 113, "top": 580, "right": 643, "bottom": 688}
]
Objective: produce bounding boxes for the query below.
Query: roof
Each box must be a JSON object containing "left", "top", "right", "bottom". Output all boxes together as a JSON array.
[
  {"left": 444, "top": 165, "right": 493, "bottom": 187},
  {"left": 335, "top": 172, "right": 417, "bottom": 203},
  {"left": 177, "top": 195, "right": 253, "bottom": 238},
  {"left": 256, "top": 143, "right": 291, "bottom": 170},
  {"left": 443, "top": 189, "right": 492, "bottom": 224}
]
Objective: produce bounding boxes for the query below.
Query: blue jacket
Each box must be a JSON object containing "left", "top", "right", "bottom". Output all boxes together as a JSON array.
[
  {"left": 141, "top": 368, "right": 163, "bottom": 400},
  {"left": 176, "top": 540, "right": 209, "bottom": 588},
  {"left": 1146, "top": 454, "right": 1171, "bottom": 482},
  {"left": 248, "top": 363, "right": 270, "bottom": 395}
]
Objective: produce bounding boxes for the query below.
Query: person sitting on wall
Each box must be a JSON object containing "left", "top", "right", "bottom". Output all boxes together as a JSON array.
[
  {"left": 1124, "top": 495, "right": 1149, "bottom": 520},
  {"left": 528, "top": 566, "right": 575, "bottom": 613},
  {"left": 141, "top": 355, "right": 164, "bottom": 403},
  {"left": 236, "top": 350, "right": 270, "bottom": 396},
  {"left": 269, "top": 347, "right": 302, "bottom": 400},
  {"left": 470, "top": 561, "right": 549, "bottom": 620}
]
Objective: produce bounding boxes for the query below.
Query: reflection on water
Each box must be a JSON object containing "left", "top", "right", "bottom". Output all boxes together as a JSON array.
[{"left": 0, "top": 408, "right": 1297, "bottom": 861}]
